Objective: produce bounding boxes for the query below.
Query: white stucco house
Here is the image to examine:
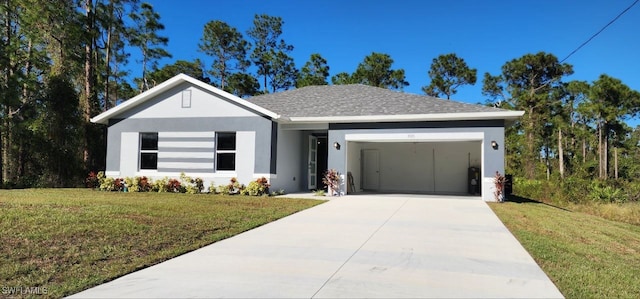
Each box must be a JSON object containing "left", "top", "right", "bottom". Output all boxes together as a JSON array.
[{"left": 91, "top": 74, "right": 523, "bottom": 201}]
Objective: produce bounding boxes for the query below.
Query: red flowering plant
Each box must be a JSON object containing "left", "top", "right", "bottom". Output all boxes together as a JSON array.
[
  {"left": 166, "top": 178, "right": 182, "bottom": 193},
  {"left": 493, "top": 171, "right": 507, "bottom": 202},
  {"left": 86, "top": 171, "right": 99, "bottom": 189},
  {"left": 322, "top": 169, "right": 341, "bottom": 196}
]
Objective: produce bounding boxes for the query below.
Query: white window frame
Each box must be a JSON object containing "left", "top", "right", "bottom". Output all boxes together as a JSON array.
[
  {"left": 215, "top": 132, "right": 236, "bottom": 172},
  {"left": 139, "top": 132, "right": 159, "bottom": 171}
]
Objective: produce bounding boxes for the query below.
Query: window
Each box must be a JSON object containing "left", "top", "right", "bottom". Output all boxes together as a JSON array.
[
  {"left": 140, "top": 133, "right": 158, "bottom": 170},
  {"left": 216, "top": 132, "right": 236, "bottom": 171}
]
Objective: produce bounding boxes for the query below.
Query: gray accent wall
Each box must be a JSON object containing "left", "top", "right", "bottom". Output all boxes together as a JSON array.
[
  {"left": 106, "top": 116, "right": 274, "bottom": 175},
  {"left": 270, "top": 122, "right": 278, "bottom": 174}
]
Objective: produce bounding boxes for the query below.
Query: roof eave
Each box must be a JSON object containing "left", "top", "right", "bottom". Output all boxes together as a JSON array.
[{"left": 285, "top": 111, "right": 525, "bottom": 124}]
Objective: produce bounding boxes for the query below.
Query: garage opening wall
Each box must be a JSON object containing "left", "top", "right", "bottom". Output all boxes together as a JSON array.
[
  {"left": 346, "top": 141, "right": 362, "bottom": 192},
  {"left": 329, "top": 125, "right": 505, "bottom": 201},
  {"left": 349, "top": 142, "right": 479, "bottom": 194},
  {"left": 434, "top": 142, "right": 481, "bottom": 193}
]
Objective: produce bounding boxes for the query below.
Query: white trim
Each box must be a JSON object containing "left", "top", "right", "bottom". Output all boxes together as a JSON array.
[
  {"left": 280, "top": 123, "right": 329, "bottom": 131},
  {"left": 158, "top": 152, "right": 214, "bottom": 159},
  {"left": 90, "top": 74, "right": 280, "bottom": 124},
  {"left": 284, "top": 111, "right": 524, "bottom": 123},
  {"left": 253, "top": 173, "right": 277, "bottom": 179},
  {"left": 105, "top": 171, "right": 120, "bottom": 177},
  {"left": 155, "top": 163, "right": 214, "bottom": 169},
  {"left": 134, "top": 171, "right": 237, "bottom": 178},
  {"left": 160, "top": 131, "right": 214, "bottom": 138},
  {"left": 345, "top": 132, "right": 484, "bottom": 142}
]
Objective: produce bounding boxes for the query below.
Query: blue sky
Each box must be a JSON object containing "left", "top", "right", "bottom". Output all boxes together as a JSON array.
[{"left": 136, "top": 0, "right": 640, "bottom": 125}]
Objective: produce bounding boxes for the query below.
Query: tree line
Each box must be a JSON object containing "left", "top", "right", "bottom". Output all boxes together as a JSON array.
[{"left": 1, "top": 1, "right": 638, "bottom": 188}]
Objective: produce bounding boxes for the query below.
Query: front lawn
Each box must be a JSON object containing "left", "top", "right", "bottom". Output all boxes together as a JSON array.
[
  {"left": 490, "top": 200, "right": 640, "bottom": 298},
  {"left": 0, "top": 189, "right": 323, "bottom": 298}
]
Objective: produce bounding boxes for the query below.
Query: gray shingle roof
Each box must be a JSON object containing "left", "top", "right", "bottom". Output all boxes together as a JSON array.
[{"left": 246, "top": 84, "right": 506, "bottom": 118}]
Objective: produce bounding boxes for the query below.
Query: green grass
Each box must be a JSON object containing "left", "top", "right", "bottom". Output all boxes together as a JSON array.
[
  {"left": 490, "top": 200, "right": 640, "bottom": 298},
  {"left": 0, "top": 189, "right": 324, "bottom": 298}
]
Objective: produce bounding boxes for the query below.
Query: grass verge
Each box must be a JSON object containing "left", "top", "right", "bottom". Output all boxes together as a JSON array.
[
  {"left": 490, "top": 200, "right": 640, "bottom": 298},
  {"left": 0, "top": 189, "right": 323, "bottom": 298}
]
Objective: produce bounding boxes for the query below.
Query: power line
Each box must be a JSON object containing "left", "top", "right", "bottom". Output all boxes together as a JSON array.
[{"left": 560, "top": 0, "right": 639, "bottom": 63}]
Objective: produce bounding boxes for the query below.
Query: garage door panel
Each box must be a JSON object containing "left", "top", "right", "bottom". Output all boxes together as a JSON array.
[
  {"left": 357, "top": 141, "right": 480, "bottom": 195},
  {"left": 434, "top": 142, "right": 477, "bottom": 194},
  {"left": 373, "top": 143, "right": 434, "bottom": 193}
]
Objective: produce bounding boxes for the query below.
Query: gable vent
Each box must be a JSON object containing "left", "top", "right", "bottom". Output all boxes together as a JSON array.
[{"left": 182, "top": 90, "right": 192, "bottom": 108}]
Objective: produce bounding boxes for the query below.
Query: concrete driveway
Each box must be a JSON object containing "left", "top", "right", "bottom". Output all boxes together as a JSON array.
[{"left": 70, "top": 194, "right": 563, "bottom": 298}]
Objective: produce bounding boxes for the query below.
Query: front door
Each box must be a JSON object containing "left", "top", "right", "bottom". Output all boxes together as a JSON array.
[
  {"left": 308, "top": 136, "right": 318, "bottom": 189},
  {"left": 362, "top": 149, "right": 380, "bottom": 190}
]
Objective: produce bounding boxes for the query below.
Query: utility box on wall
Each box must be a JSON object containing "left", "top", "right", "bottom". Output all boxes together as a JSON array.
[{"left": 468, "top": 167, "right": 481, "bottom": 195}]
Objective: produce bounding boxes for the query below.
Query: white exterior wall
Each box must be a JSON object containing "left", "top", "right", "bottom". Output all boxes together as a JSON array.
[
  {"left": 235, "top": 131, "right": 256, "bottom": 185},
  {"left": 270, "top": 128, "right": 303, "bottom": 193},
  {"left": 118, "top": 132, "right": 139, "bottom": 177},
  {"left": 119, "top": 83, "right": 257, "bottom": 119}
]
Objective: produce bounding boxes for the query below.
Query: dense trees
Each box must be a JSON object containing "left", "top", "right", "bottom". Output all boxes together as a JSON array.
[
  {"left": 1, "top": 4, "right": 638, "bottom": 189},
  {"left": 146, "top": 59, "right": 207, "bottom": 84},
  {"left": 128, "top": 2, "right": 171, "bottom": 91},
  {"left": 483, "top": 52, "right": 574, "bottom": 179},
  {"left": 331, "top": 52, "right": 409, "bottom": 90},
  {"left": 199, "top": 20, "right": 249, "bottom": 89},
  {"left": 247, "top": 14, "right": 296, "bottom": 93},
  {"left": 353, "top": 52, "right": 409, "bottom": 90},
  {"left": 423, "top": 53, "right": 477, "bottom": 99},
  {"left": 483, "top": 52, "right": 640, "bottom": 182},
  {"left": 297, "top": 54, "right": 329, "bottom": 88},
  {"left": 0, "top": 0, "right": 153, "bottom": 187}
]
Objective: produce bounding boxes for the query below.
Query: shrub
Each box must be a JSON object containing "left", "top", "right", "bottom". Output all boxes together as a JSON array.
[
  {"left": 166, "top": 178, "right": 183, "bottom": 193},
  {"left": 180, "top": 172, "right": 204, "bottom": 194},
  {"left": 152, "top": 177, "right": 170, "bottom": 192},
  {"left": 124, "top": 177, "right": 140, "bottom": 192},
  {"left": 207, "top": 182, "right": 217, "bottom": 194},
  {"left": 322, "top": 169, "right": 341, "bottom": 196},
  {"left": 217, "top": 184, "right": 231, "bottom": 195},
  {"left": 138, "top": 176, "right": 152, "bottom": 192},
  {"left": 493, "top": 171, "right": 506, "bottom": 202},
  {"left": 218, "top": 177, "right": 242, "bottom": 195},
  {"left": 99, "top": 177, "right": 116, "bottom": 191},
  {"left": 513, "top": 178, "right": 544, "bottom": 200},
  {"left": 589, "top": 182, "right": 626, "bottom": 203},
  {"left": 114, "top": 178, "right": 124, "bottom": 192},
  {"left": 86, "top": 171, "right": 100, "bottom": 189},
  {"left": 625, "top": 181, "right": 640, "bottom": 202},
  {"left": 558, "top": 177, "right": 590, "bottom": 203},
  {"left": 241, "top": 177, "right": 270, "bottom": 196},
  {"left": 96, "top": 171, "right": 105, "bottom": 184}
]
